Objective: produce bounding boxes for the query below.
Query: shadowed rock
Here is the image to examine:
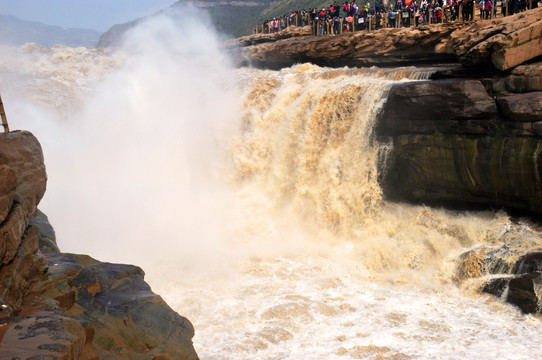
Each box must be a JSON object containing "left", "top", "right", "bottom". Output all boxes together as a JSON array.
[{"left": 0, "top": 131, "right": 199, "bottom": 359}]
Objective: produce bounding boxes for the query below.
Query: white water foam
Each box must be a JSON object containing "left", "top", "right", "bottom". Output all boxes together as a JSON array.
[{"left": 1, "top": 7, "right": 541, "bottom": 359}]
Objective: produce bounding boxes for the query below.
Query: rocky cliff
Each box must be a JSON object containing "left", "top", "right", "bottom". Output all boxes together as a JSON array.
[
  {"left": 233, "top": 7, "right": 542, "bottom": 218},
  {"left": 233, "top": 8, "right": 542, "bottom": 313},
  {"left": 231, "top": 7, "right": 542, "bottom": 70},
  {"left": 377, "top": 62, "right": 542, "bottom": 216},
  {"left": 0, "top": 132, "right": 198, "bottom": 359}
]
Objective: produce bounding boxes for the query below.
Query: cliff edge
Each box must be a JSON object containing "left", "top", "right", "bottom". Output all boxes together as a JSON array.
[
  {"left": 0, "top": 131, "right": 198, "bottom": 359},
  {"left": 230, "top": 7, "right": 542, "bottom": 71},
  {"left": 232, "top": 8, "right": 542, "bottom": 218}
]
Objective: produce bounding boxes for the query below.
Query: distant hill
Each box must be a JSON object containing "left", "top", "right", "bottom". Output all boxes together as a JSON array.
[
  {"left": 97, "top": 0, "right": 373, "bottom": 47},
  {"left": 0, "top": 15, "right": 100, "bottom": 48},
  {"left": 98, "top": 0, "right": 276, "bottom": 47}
]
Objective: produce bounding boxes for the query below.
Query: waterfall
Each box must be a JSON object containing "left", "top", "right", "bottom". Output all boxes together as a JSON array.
[{"left": 1, "top": 11, "right": 541, "bottom": 359}]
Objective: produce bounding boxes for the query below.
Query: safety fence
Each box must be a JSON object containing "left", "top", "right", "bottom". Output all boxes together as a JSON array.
[{"left": 253, "top": 0, "right": 539, "bottom": 36}]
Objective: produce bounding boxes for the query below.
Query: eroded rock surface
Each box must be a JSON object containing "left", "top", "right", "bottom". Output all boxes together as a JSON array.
[
  {"left": 377, "top": 61, "right": 542, "bottom": 216},
  {"left": 231, "top": 8, "right": 542, "bottom": 71},
  {"left": 0, "top": 131, "right": 198, "bottom": 359},
  {"left": 458, "top": 241, "right": 542, "bottom": 314}
]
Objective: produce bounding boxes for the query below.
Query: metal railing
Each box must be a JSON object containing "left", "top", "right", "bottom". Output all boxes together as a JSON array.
[{"left": 253, "top": 0, "right": 539, "bottom": 36}]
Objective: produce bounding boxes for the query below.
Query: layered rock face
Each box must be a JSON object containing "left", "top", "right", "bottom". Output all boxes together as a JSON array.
[
  {"left": 233, "top": 7, "right": 542, "bottom": 313},
  {"left": 0, "top": 132, "right": 198, "bottom": 359},
  {"left": 233, "top": 7, "right": 542, "bottom": 217},
  {"left": 377, "top": 63, "right": 542, "bottom": 216},
  {"left": 232, "top": 7, "right": 542, "bottom": 70}
]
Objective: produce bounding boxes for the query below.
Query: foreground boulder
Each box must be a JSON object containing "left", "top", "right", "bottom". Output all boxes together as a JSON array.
[
  {"left": 0, "top": 131, "right": 198, "bottom": 359},
  {"left": 458, "top": 243, "right": 542, "bottom": 314}
]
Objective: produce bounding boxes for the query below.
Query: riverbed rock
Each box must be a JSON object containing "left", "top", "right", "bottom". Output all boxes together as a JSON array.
[
  {"left": 458, "top": 243, "right": 542, "bottom": 314},
  {"left": 506, "top": 272, "right": 542, "bottom": 313}
]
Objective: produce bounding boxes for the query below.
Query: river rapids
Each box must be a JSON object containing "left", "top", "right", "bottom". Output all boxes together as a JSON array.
[{"left": 0, "top": 9, "right": 541, "bottom": 360}]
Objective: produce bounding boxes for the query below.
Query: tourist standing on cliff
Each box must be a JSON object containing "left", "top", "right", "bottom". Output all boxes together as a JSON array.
[
  {"left": 483, "top": 0, "right": 492, "bottom": 18},
  {"left": 388, "top": 7, "right": 397, "bottom": 27}
]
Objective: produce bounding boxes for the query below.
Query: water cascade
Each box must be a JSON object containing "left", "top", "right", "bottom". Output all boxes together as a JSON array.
[{"left": 0, "top": 10, "right": 541, "bottom": 359}]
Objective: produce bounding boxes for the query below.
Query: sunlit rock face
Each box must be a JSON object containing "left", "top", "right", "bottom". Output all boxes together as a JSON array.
[
  {"left": 231, "top": 8, "right": 542, "bottom": 71},
  {"left": 0, "top": 131, "right": 198, "bottom": 360},
  {"left": 449, "top": 7, "right": 542, "bottom": 70}
]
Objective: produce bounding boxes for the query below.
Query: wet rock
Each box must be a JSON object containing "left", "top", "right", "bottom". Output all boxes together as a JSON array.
[
  {"left": 491, "top": 62, "right": 542, "bottom": 93},
  {"left": 457, "top": 245, "right": 520, "bottom": 280},
  {"left": 458, "top": 244, "right": 542, "bottom": 314},
  {"left": 506, "top": 272, "right": 542, "bottom": 313},
  {"left": 380, "top": 134, "right": 542, "bottom": 215},
  {"left": 512, "top": 252, "right": 542, "bottom": 274},
  {"left": 482, "top": 277, "right": 511, "bottom": 298},
  {"left": 377, "top": 73, "right": 542, "bottom": 216}
]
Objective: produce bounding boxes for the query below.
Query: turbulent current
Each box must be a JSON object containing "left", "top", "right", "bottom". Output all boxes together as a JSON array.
[{"left": 1, "top": 10, "right": 541, "bottom": 360}]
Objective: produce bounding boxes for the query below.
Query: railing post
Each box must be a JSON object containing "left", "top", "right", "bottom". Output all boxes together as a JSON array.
[{"left": 0, "top": 94, "right": 9, "bottom": 133}]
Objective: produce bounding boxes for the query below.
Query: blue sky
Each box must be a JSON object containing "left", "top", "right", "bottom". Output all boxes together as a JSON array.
[{"left": 0, "top": 0, "right": 177, "bottom": 31}]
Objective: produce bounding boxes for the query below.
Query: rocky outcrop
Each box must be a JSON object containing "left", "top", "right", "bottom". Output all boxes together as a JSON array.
[
  {"left": 449, "top": 8, "right": 542, "bottom": 70},
  {"left": 458, "top": 244, "right": 542, "bottom": 314},
  {"left": 231, "top": 8, "right": 542, "bottom": 71},
  {"left": 377, "top": 70, "right": 542, "bottom": 216},
  {"left": 0, "top": 132, "right": 198, "bottom": 359},
  {"left": 0, "top": 131, "right": 47, "bottom": 314},
  {"left": 232, "top": 23, "right": 459, "bottom": 69}
]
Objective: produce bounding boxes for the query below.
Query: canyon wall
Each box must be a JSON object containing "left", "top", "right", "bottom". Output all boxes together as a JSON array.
[
  {"left": 0, "top": 131, "right": 198, "bottom": 359},
  {"left": 233, "top": 7, "right": 542, "bottom": 217}
]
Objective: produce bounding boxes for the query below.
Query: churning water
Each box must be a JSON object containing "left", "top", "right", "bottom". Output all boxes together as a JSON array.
[{"left": 1, "top": 8, "right": 541, "bottom": 360}]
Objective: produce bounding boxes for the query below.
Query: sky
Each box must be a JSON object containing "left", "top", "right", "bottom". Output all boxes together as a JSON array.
[{"left": 0, "top": 0, "right": 178, "bottom": 32}]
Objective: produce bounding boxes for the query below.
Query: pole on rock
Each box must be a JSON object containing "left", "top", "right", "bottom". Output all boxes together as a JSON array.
[{"left": 0, "top": 94, "right": 9, "bottom": 133}]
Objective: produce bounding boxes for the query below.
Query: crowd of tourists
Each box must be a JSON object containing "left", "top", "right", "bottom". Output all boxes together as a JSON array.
[{"left": 255, "top": 0, "right": 538, "bottom": 35}]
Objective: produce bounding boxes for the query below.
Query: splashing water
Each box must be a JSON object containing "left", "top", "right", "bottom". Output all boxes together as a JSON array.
[{"left": 0, "top": 7, "right": 541, "bottom": 360}]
